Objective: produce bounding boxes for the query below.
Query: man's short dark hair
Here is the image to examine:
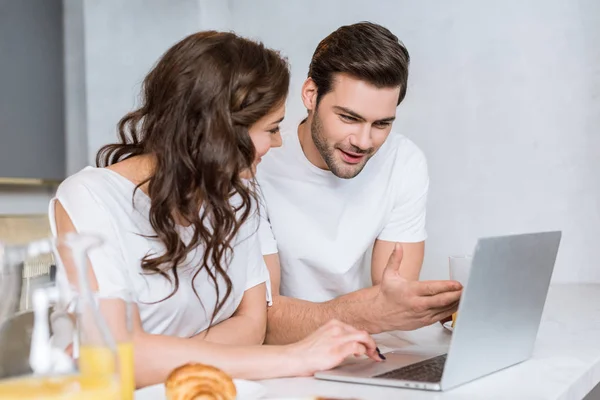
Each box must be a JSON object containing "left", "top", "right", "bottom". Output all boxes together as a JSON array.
[{"left": 308, "top": 21, "right": 410, "bottom": 106}]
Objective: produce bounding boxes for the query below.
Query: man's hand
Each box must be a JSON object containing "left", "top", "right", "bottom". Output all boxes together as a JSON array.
[
  {"left": 264, "top": 244, "right": 462, "bottom": 344},
  {"left": 370, "top": 243, "right": 462, "bottom": 333}
]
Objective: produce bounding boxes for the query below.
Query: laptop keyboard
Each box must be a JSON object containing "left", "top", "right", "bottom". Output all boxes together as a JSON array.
[{"left": 373, "top": 354, "right": 447, "bottom": 383}]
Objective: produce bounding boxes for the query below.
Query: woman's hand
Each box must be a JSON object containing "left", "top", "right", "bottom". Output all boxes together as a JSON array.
[{"left": 285, "top": 319, "right": 383, "bottom": 377}]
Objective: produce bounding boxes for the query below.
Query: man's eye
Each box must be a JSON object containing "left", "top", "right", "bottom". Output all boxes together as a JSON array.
[
  {"left": 340, "top": 114, "right": 357, "bottom": 122},
  {"left": 374, "top": 122, "right": 391, "bottom": 129}
]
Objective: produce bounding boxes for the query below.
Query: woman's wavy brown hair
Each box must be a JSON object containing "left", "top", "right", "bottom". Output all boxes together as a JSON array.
[{"left": 96, "top": 31, "right": 289, "bottom": 326}]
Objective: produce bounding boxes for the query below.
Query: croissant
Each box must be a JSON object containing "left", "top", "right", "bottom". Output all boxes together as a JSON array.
[{"left": 165, "top": 363, "right": 237, "bottom": 400}]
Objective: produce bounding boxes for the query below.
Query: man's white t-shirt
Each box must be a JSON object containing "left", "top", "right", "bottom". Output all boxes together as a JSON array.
[
  {"left": 256, "top": 128, "right": 429, "bottom": 302},
  {"left": 49, "top": 167, "right": 271, "bottom": 337}
]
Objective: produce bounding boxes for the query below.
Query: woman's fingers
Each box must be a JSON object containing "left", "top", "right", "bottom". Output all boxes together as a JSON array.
[
  {"left": 337, "top": 331, "right": 382, "bottom": 362},
  {"left": 320, "top": 319, "right": 383, "bottom": 362}
]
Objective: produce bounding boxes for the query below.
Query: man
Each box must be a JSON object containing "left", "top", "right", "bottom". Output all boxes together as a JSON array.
[{"left": 256, "top": 21, "right": 462, "bottom": 344}]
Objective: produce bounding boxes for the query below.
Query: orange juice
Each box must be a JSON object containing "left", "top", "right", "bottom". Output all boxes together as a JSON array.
[
  {"left": 0, "top": 374, "right": 119, "bottom": 400},
  {"left": 79, "top": 342, "right": 134, "bottom": 400},
  {"left": 117, "top": 342, "right": 135, "bottom": 400},
  {"left": 78, "top": 345, "right": 116, "bottom": 376}
]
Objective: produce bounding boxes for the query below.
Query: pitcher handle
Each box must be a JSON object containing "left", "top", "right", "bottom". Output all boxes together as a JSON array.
[{"left": 29, "top": 287, "right": 75, "bottom": 375}]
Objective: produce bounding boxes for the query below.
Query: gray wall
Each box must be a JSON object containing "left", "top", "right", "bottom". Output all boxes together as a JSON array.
[
  {"left": 229, "top": 0, "right": 600, "bottom": 283},
  {"left": 63, "top": 0, "right": 88, "bottom": 176},
  {"left": 0, "top": 0, "right": 65, "bottom": 215}
]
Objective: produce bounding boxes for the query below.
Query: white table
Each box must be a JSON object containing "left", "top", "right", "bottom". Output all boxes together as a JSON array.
[{"left": 259, "top": 284, "right": 600, "bottom": 400}]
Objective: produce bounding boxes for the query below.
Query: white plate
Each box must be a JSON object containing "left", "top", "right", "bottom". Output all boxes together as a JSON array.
[
  {"left": 135, "top": 379, "right": 267, "bottom": 400},
  {"left": 442, "top": 320, "right": 454, "bottom": 332}
]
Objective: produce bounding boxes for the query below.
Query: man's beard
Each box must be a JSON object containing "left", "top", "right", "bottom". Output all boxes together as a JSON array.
[{"left": 310, "top": 110, "right": 372, "bottom": 179}]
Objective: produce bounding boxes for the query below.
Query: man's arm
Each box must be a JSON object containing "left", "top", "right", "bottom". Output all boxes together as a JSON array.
[
  {"left": 193, "top": 283, "right": 268, "bottom": 345},
  {"left": 371, "top": 240, "right": 424, "bottom": 284},
  {"left": 372, "top": 143, "right": 429, "bottom": 283},
  {"left": 264, "top": 249, "right": 462, "bottom": 345},
  {"left": 264, "top": 240, "right": 425, "bottom": 345},
  {"left": 264, "top": 254, "right": 379, "bottom": 344}
]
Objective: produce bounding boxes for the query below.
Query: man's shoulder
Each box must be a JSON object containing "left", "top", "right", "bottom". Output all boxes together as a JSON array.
[
  {"left": 384, "top": 132, "right": 428, "bottom": 171},
  {"left": 257, "top": 128, "right": 298, "bottom": 175}
]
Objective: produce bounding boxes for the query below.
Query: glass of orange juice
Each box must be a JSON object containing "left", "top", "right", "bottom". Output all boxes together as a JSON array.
[
  {"left": 449, "top": 255, "right": 473, "bottom": 328},
  {"left": 0, "top": 373, "right": 120, "bottom": 400},
  {"left": 91, "top": 291, "right": 135, "bottom": 400}
]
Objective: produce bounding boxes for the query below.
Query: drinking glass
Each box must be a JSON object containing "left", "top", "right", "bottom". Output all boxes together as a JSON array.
[
  {"left": 84, "top": 290, "right": 135, "bottom": 400},
  {"left": 449, "top": 255, "right": 473, "bottom": 328}
]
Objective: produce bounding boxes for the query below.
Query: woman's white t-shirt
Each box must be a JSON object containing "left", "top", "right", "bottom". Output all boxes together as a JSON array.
[{"left": 48, "top": 166, "right": 271, "bottom": 337}]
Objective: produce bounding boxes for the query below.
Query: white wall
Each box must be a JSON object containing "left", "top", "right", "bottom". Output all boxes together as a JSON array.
[
  {"left": 228, "top": 0, "right": 600, "bottom": 283},
  {"left": 80, "top": 0, "right": 202, "bottom": 163},
  {"left": 58, "top": 0, "right": 599, "bottom": 283}
]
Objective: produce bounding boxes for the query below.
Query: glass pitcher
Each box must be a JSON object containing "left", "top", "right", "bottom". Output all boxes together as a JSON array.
[{"left": 0, "top": 234, "right": 122, "bottom": 399}]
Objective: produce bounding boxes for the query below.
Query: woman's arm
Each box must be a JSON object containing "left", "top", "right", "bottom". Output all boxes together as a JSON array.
[
  {"left": 133, "top": 317, "right": 379, "bottom": 388},
  {"left": 54, "top": 200, "right": 382, "bottom": 388},
  {"left": 192, "top": 283, "right": 268, "bottom": 345}
]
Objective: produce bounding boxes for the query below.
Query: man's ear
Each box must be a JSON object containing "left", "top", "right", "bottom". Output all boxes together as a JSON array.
[{"left": 301, "top": 77, "right": 318, "bottom": 113}]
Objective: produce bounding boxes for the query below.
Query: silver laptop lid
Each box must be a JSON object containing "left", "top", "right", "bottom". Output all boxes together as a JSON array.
[{"left": 441, "top": 231, "right": 562, "bottom": 390}]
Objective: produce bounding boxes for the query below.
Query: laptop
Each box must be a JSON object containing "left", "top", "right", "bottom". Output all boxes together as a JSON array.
[{"left": 315, "top": 231, "right": 562, "bottom": 391}]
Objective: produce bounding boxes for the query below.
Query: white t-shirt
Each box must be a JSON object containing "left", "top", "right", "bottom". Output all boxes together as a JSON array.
[
  {"left": 48, "top": 166, "right": 271, "bottom": 337},
  {"left": 256, "top": 128, "right": 429, "bottom": 302}
]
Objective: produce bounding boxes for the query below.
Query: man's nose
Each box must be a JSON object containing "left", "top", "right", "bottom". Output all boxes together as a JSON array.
[{"left": 349, "top": 125, "right": 373, "bottom": 151}]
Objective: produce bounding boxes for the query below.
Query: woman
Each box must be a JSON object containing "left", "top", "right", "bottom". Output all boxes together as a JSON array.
[{"left": 49, "top": 31, "right": 381, "bottom": 388}]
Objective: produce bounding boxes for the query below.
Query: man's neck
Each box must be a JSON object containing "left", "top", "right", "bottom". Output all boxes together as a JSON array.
[{"left": 297, "top": 116, "right": 329, "bottom": 170}]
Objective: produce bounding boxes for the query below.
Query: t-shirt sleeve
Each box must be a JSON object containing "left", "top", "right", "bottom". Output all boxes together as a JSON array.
[
  {"left": 256, "top": 186, "right": 278, "bottom": 255},
  {"left": 377, "top": 147, "right": 429, "bottom": 243},
  {"left": 243, "top": 214, "right": 273, "bottom": 306},
  {"left": 49, "top": 181, "right": 132, "bottom": 299}
]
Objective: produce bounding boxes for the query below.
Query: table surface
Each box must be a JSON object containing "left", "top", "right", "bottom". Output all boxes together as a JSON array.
[{"left": 258, "top": 284, "right": 600, "bottom": 400}]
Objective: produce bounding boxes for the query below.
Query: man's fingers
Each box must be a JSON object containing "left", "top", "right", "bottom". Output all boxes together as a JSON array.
[
  {"left": 439, "top": 314, "right": 453, "bottom": 324},
  {"left": 414, "top": 280, "right": 463, "bottom": 297},
  {"left": 421, "top": 289, "right": 462, "bottom": 309},
  {"left": 383, "top": 243, "right": 404, "bottom": 274},
  {"left": 431, "top": 303, "right": 459, "bottom": 322}
]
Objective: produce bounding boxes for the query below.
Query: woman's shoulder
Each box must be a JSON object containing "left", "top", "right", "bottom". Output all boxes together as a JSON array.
[
  {"left": 54, "top": 167, "right": 145, "bottom": 223},
  {"left": 50, "top": 167, "right": 153, "bottom": 241},
  {"left": 54, "top": 168, "right": 105, "bottom": 207},
  {"left": 57, "top": 166, "right": 136, "bottom": 202},
  {"left": 57, "top": 166, "right": 108, "bottom": 194}
]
